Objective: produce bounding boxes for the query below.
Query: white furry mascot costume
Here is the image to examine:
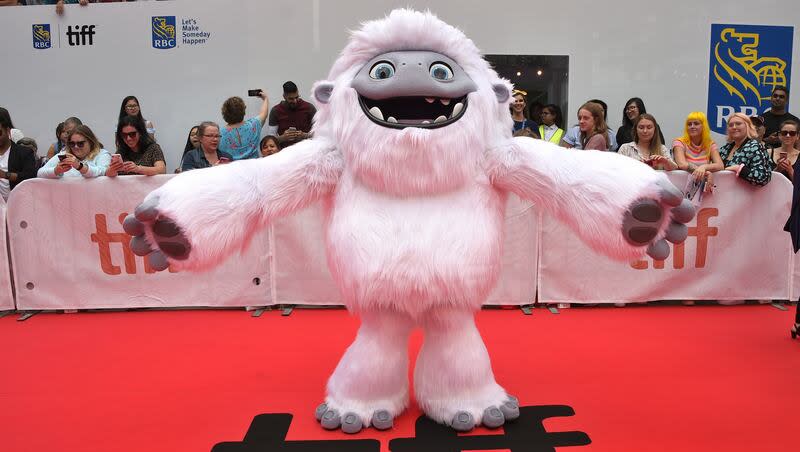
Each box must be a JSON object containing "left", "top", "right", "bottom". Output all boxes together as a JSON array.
[{"left": 125, "top": 9, "right": 693, "bottom": 434}]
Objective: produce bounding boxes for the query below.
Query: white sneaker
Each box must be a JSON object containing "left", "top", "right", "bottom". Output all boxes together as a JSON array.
[{"left": 556, "top": 303, "right": 570, "bottom": 309}]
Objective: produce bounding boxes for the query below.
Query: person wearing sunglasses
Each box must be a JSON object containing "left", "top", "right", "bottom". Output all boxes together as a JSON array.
[
  {"left": 106, "top": 116, "right": 166, "bottom": 177},
  {"left": 37, "top": 124, "right": 111, "bottom": 179},
  {"left": 768, "top": 120, "right": 800, "bottom": 181}
]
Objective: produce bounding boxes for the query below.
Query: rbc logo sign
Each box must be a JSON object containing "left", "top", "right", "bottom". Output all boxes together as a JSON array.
[
  {"left": 32, "top": 24, "right": 51, "bottom": 50},
  {"left": 707, "top": 24, "right": 794, "bottom": 134},
  {"left": 152, "top": 16, "right": 176, "bottom": 49}
]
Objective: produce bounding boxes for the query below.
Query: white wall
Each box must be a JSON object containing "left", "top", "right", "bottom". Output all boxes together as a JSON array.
[{"left": 1, "top": 0, "right": 797, "bottom": 169}]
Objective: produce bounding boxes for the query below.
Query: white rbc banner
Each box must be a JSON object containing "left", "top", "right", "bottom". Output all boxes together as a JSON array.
[
  {"left": 0, "top": 200, "right": 15, "bottom": 311},
  {"left": 538, "top": 171, "right": 794, "bottom": 304},
  {"left": 8, "top": 177, "right": 272, "bottom": 310}
]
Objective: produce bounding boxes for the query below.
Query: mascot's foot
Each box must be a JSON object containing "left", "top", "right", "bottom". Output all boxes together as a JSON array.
[
  {"left": 439, "top": 394, "right": 520, "bottom": 432},
  {"left": 622, "top": 179, "right": 695, "bottom": 260},
  {"left": 315, "top": 402, "right": 397, "bottom": 434}
]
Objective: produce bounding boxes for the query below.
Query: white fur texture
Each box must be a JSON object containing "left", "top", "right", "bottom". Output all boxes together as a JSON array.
[{"left": 143, "top": 9, "right": 675, "bottom": 430}]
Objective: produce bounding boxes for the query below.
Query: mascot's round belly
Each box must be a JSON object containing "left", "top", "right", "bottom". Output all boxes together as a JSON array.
[{"left": 324, "top": 177, "right": 506, "bottom": 315}]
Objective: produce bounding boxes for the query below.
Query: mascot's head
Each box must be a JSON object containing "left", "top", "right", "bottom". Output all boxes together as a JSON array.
[{"left": 311, "top": 9, "right": 513, "bottom": 196}]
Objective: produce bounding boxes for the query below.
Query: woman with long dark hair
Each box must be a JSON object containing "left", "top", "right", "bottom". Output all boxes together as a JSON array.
[
  {"left": 106, "top": 115, "right": 166, "bottom": 176},
  {"left": 118, "top": 95, "right": 155, "bottom": 139}
]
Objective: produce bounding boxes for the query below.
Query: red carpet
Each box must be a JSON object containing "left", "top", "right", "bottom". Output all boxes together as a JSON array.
[{"left": 0, "top": 304, "right": 797, "bottom": 451}]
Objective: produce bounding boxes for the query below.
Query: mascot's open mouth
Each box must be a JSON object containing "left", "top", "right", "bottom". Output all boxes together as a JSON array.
[{"left": 358, "top": 95, "right": 467, "bottom": 129}]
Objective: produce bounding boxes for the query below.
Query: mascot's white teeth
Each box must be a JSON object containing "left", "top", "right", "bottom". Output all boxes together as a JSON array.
[
  {"left": 387, "top": 116, "right": 398, "bottom": 123},
  {"left": 425, "top": 97, "right": 436, "bottom": 103},
  {"left": 451, "top": 102, "right": 464, "bottom": 117},
  {"left": 369, "top": 106, "right": 384, "bottom": 121},
  {"left": 440, "top": 98, "right": 451, "bottom": 105},
  {"left": 434, "top": 115, "right": 447, "bottom": 123}
]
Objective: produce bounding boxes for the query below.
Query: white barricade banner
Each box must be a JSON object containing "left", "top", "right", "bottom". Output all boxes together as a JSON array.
[
  {"left": 8, "top": 177, "right": 272, "bottom": 310},
  {"left": 270, "top": 194, "right": 539, "bottom": 306},
  {"left": 0, "top": 199, "right": 15, "bottom": 311},
  {"left": 538, "top": 171, "right": 793, "bottom": 304}
]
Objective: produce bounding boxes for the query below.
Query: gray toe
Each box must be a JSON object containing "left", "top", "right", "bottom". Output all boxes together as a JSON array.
[
  {"left": 371, "top": 410, "right": 393, "bottom": 430},
  {"left": 130, "top": 235, "right": 152, "bottom": 256},
  {"left": 647, "top": 239, "right": 670, "bottom": 260},
  {"left": 451, "top": 411, "right": 475, "bottom": 432},
  {"left": 122, "top": 215, "right": 145, "bottom": 236},
  {"left": 320, "top": 409, "right": 341, "bottom": 430},
  {"left": 147, "top": 251, "right": 170, "bottom": 271},
  {"left": 134, "top": 196, "right": 160, "bottom": 222},
  {"left": 672, "top": 199, "right": 696, "bottom": 224},
  {"left": 658, "top": 179, "right": 683, "bottom": 206},
  {"left": 341, "top": 412, "right": 363, "bottom": 434},
  {"left": 314, "top": 403, "right": 327, "bottom": 421},
  {"left": 482, "top": 406, "right": 505, "bottom": 429},
  {"left": 507, "top": 395, "right": 519, "bottom": 404},
  {"left": 665, "top": 222, "right": 688, "bottom": 243},
  {"left": 500, "top": 399, "right": 520, "bottom": 421}
]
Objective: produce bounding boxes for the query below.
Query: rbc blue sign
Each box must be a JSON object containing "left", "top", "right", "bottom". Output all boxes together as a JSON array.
[
  {"left": 32, "top": 24, "right": 51, "bottom": 50},
  {"left": 707, "top": 24, "right": 794, "bottom": 134},
  {"left": 152, "top": 16, "right": 176, "bottom": 49}
]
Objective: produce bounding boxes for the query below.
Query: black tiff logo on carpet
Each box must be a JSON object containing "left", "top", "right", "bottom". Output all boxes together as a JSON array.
[{"left": 212, "top": 405, "right": 591, "bottom": 451}]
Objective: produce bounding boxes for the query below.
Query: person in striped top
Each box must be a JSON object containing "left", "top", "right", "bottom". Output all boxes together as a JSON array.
[{"left": 672, "top": 112, "right": 723, "bottom": 191}]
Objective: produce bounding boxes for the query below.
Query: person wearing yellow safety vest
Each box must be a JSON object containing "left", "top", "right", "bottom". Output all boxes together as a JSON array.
[{"left": 538, "top": 104, "right": 565, "bottom": 144}]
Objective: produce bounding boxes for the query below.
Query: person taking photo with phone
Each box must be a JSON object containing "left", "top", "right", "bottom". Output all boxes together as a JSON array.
[
  {"left": 267, "top": 81, "right": 316, "bottom": 146},
  {"left": 219, "top": 90, "right": 269, "bottom": 160},
  {"left": 769, "top": 119, "right": 800, "bottom": 181},
  {"left": 38, "top": 124, "right": 111, "bottom": 179},
  {"left": 106, "top": 116, "right": 167, "bottom": 177}
]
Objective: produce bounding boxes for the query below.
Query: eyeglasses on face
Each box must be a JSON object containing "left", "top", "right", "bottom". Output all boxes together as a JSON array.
[
  {"left": 780, "top": 130, "right": 798, "bottom": 137},
  {"left": 125, "top": 104, "right": 139, "bottom": 110},
  {"left": 203, "top": 134, "right": 221, "bottom": 139},
  {"left": 68, "top": 140, "right": 87, "bottom": 149},
  {"left": 121, "top": 131, "right": 139, "bottom": 139}
]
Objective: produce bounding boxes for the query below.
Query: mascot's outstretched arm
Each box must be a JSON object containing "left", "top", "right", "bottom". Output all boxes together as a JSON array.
[
  {"left": 123, "top": 137, "right": 343, "bottom": 271},
  {"left": 487, "top": 137, "right": 695, "bottom": 261}
]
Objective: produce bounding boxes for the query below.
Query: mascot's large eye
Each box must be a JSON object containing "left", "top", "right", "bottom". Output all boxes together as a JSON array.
[
  {"left": 369, "top": 61, "right": 395, "bottom": 80},
  {"left": 429, "top": 62, "right": 454, "bottom": 81}
]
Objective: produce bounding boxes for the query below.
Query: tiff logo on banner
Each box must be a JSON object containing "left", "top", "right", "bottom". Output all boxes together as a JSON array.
[
  {"left": 91, "top": 213, "right": 177, "bottom": 275},
  {"left": 631, "top": 208, "right": 718, "bottom": 270},
  {"left": 66, "top": 25, "right": 96, "bottom": 46}
]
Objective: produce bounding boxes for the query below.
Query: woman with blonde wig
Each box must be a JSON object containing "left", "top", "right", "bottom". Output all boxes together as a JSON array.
[
  {"left": 672, "top": 112, "right": 724, "bottom": 189},
  {"left": 719, "top": 113, "right": 771, "bottom": 186}
]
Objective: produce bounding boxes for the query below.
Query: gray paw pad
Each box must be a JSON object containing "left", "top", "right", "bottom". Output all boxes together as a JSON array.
[
  {"left": 658, "top": 179, "right": 684, "bottom": 206},
  {"left": 500, "top": 399, "right": 520, "bottom": 421},
  {"left": 153, "top": 219, "right": 181, "bottom": 237},
  {"left": 130, "top": 236, "right": 152, "bottom": 256},
  {"left": 672, "top": 199, "right": 695, "bottom": 224},
  {"left": 147, "top": 251, "right": 170, "bottom": 271},
  {"left": 122, "top": 215, "right": 144, "bottom": 236},
  {"left": 371, "top": 410, "right": 393, "bottom": 430},
  {"left": 320, "top": 409, "right": 341, "bottom": 430},
  {"left": 629, "top": 226, "right": 659, "bottom": 244},
  {"left": 157, "top": 241, "right": 190, "bottom": 260},
  {"left": 134, "top": 196, "right": 160, "bottom": 222},
  {"left": 647, "top": 239, "right": 670, "bottom": 260},
  {"left": 451, "top": 411, "right": 475, "bottom": 432},
  {"left": 341, "top": 412, "right": 363, "bottom": 434},
  {"left": 665, "top": 222, "right": 688, "bottom": 243},
  {"left": 314, "top": 403, "right": 327, "bottom": 421},
  {"left": 482, "top": 406, "right": 505, "bottom": 429},
  {"left": 632, "top": 200, "right": 662, "bottom": 222}
]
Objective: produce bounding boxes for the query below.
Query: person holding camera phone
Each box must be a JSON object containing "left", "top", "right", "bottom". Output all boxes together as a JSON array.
[
  {"left": 106, "top": 116, "right": 166, "bottom": 177},
  {"left": 617, "top": 114, "right": 677, "bottom": 170},
  {"left": 37, "top": 124, "right": 111, "bottom": 179},
  {"left": 180, "top": 121, "right": 234, "bottom": 171},
  {"left": 218, "top": 90, "right": 269, "bottom": 160},
  {"left": 267, "top": 81, "right": 317, "bottom": 146},
  {"left": 768, "top": 119, "right": 799, "bottom": 181}
]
